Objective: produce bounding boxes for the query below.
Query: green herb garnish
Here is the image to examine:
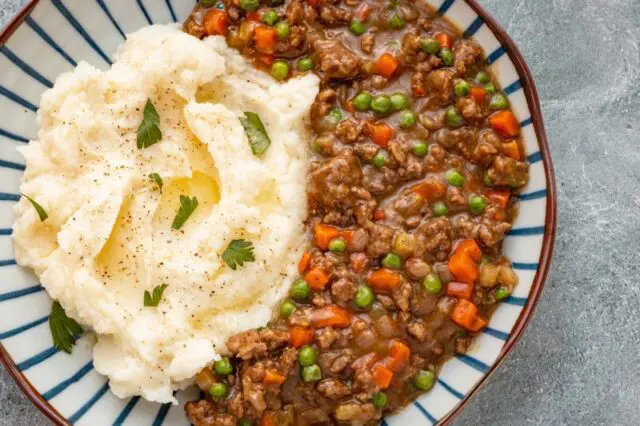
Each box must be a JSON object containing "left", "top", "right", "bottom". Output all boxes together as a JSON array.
[
  {"left": 21, "top": 193, "right": 48, "bottom": 222},
  {"left": 144, "top": 284, "right": 168, "bottom": 307},
  {"left": 171, "top": 195, "right": 198, "bottom": 229},
  {"left": 222, "top": 239, "right": 256, "bottom": 270},
  {"left": 137, "top": 99, "right": 162, "bottom": 149},
  {"left": 239, "top": 112, "right": 271, "bottom": 156},
  {"left": 49, "top": 301, "right": 82, "bottom": 354},
  {"left": 149, "top": 173, "right": 163, "bottom": 190}
]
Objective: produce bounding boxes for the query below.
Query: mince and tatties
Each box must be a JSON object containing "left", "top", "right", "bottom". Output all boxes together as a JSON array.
[
  {"left": 13, "top": 25, "right": 319, "bottom": 403},
  {"left": 184, "top": 0, "right": 527, "bottom": 425}
]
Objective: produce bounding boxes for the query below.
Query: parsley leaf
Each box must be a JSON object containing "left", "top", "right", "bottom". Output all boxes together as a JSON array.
[
  {"left": 137, "top": 99, "right": 162, "bottom": 149},
  {"left": 239, "top": 112, "right": 271, "bottom": 156},
  {"left": 21, "top": 193, "right": 48, "bottom": 222},
  {"left": 49, "top": 301, "right": 82, "bottom": 354},
  {"left": 171, "top": 195, "right": 199, "bottom": 229},
  {"left": 222, "top": 239, "right": 256, "bottom": 270},
  {"left": 149, "top": 173, "right": 163, "bottom": 190},
  {"left": 144, "top": 284, "right": 168, "bottom": 307}
]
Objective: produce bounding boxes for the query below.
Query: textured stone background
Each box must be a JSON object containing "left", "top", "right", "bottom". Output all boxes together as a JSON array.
[{"left": 1, "top": 0, "right": 639, "bottom": 425}]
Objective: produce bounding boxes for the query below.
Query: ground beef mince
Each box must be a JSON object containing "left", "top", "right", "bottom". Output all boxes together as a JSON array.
[{"left": 185, "top": 0, "right": 529, "bottom": 424}]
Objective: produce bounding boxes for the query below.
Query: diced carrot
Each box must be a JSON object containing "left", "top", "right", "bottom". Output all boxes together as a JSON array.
[
  {"left": 470, "top": 86, "right": 486, "bottom": 104},
  {"left": 352, "top": 352, "right": 379, "bottom": 370},
  {"left": 370, "top": 122, "right": 394, "bottom": 147},
  {"left": 340, "top": 230, "right": 354, "bottom": 244},
  {"left": 263, "top": 369, "right": 286, "bottom": 385},
  {"left": 367, "top": 268, "right": 401, "bottom": 293},
  {"left": 373, "top": 209, "right": 386, "bottom": 221},
  {"left": 389, "top": 341, "right": 411, "bottom": 370},
  {"left": 289, "top": 326, "right": 314, "bottom": 348},
  {"left": 411, "top": 178, "right": 446, "bottom": 201},
  {"left": 204, "top": 9, "right": 229, "bottom": 36},
  {"left": 307, "top": 0, "right": 320, "bottom": 7},
  {"left": 435, "top": 32, "right": 453, "bottom": 49},
  {"left": 487, "top": 189, "right": 511, "bottom": 208},
  {"left": 246, "top": 11, "right": 261, "bottom": 22},
  {"left": 354, "top": 3, "right": 373, "bottom": 21},
  {"left": 455, "top": 239, "right": 482, "bottom": 262},
  {"left": 451, "top": 299, "right": 487, "bottom": 332},
  {"left": 489, "top": 110, "right": 520, "bottom": 138},
  {"left": 311, "top": 305, "right": 353, "bottom": 329},
  {"left": 502, "top": 141, "right": 521, "bottom": 160},
  {"left": 298, "top": 252, "right": 311, "bottom": 275},
  {"left": 448, "top": 251, "right": 478, "bottom": 284},
  {"left": 374, "top": 53, "right": 399, "bottom": 78},
  {"left": 314, "top": 223, "right": 340, "bottom": 250},
  {"left": 260, "top": 413, "right": 276, "bottom": 426},
  {"left": 378, "top": 356, "right": 397, "bottom": 372},
  {"left": 373, "top": 364, "right": 394, "bottom": 388},
  {"left": 446, "top": 281, "right": 474, "bottom": 299},
  {"left": 254, "top": 26, "right": 277, "bottom": 54},
  {"left": 305, "top": 267, "right": 330, "bottom": 291}
]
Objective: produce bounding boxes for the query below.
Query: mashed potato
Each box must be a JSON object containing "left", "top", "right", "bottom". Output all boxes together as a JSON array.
[{"left": 12, "top": 25, "right": 319, "bottom": 403}]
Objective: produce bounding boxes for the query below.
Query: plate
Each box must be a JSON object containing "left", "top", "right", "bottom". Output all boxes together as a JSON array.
[{"left": 0, "top": 0, "right": 556, "bottom": 424}]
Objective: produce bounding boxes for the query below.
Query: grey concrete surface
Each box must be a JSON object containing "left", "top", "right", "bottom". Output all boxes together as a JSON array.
[{"left": 1, "top": 0, "right": 639, "bottom": 425}]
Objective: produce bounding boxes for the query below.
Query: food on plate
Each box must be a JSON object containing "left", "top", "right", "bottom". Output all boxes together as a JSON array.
[
  {"left": 12, "top": 25, "right": 319, "bottom": 403},
  {"left": 182, "top": 0, "right": 529, "bottom": 424}
]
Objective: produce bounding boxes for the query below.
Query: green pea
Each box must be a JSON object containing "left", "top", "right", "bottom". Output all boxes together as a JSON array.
[
  {"left": 329, "top": 108, "right": 345, "bottom": 123},
  {"left": 390, "top": 92, "right": 409, "bottom": 111},
  {"left": 239, "top": 0, "right": 259, "bottom": 11},
  {"left": 200, "top": 0, "right": 217, "bottom": 7},
  {"left": 414, "top": 370, "right": 436, "bottom": 391},
  {"left": 280, "top": 300, "right": 296, "bottom": 318},
  {"left": 350, "top": 19, "right": 367, "bottom": 36},
  {"left": 275, "top": 21, "right": 290, "bottom": 39},
  {"left": 372, "top": 150, "right": 388, "bottom": 168},
  {"left": 484, "top": 83, "right": 496, "bottom": 94},
  {"left": 412, "top": 141, "right": 428, "bottom": 157},
  {"left": 297, "top": 57, "right": 314, "bottom": 72},
  {"left": 209, "top": 382, "right": 229, "bottom": 399},
  {"left": 354, "top": 92, "right": 373, "bottom": 111},
  {"left": 469, "top": 195, "right": 486, "bottom": 215},
  {"left": 289, "top": 278, "right": 310, "bottom": 302},
  {"left": 262, "top": 10, "right": 279, "bottom": 26},
  {"left": 214, "top": 357, "right": 234, "bottom": 376},
  {"left": 445, "top": 107, "right": 463, "bottom": 127},
  {"left": 371, "top": 95, "right": 392, "bottom": 116},
  {"left": 329, "top": 238, "right": 346, "bottom": 253},
  {"left": 475, "top": 71, "right": 490, "bottom": 84},
  {"left": 483, "top": 172, "right": 492, "bottom": 187},
  {"left": 489, "top": 93, "right": 510, "bottom": 110},
  {"left": 271, "top": 60, "right": 289, "bottom": 81},
  {"left": 301, "top": 365, "right": 322, "bottom": 382},
  {"left": 399, "top": 110, "right": 417, "bottom": 128},
  {"left": 388, "top": 12, "right": 405, "bottom": 29},
  {"left": 439, "top": 48, "right": 454, "bottom": 66},
  {"left": 382, "top": 253, "right": 402, "bottom": 269},
  {"left": 420, "top": 37, "right": 441, "bottom": 55},
  {"left": 446, "top": 169, "right": 465, "bottom": 187},
  {"left": 423, "top": 273, "right": 442, "bottom": 294},
  {"left": 432, "top": 201, "right": 448, "bottom": 217},
  {"left": 495, "top": 286, "right": 510, "bottom": 301},
  {"left": 238, "top": 420, "right": 254, "bottom": 426},
  {"left": 372, "top": 391, "right": 388, "bottom": 408},
  {"left": 354, "top": 285, "right": 375, "bottom": 310},
  {"left": 298, "top": 346, "right": 317, "bottom": 367},
  {"left": 454, "top": 80, "right": 471, "bottom": 97}
]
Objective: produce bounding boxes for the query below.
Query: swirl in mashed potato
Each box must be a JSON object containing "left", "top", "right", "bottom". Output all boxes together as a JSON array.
[{"left": 12, "top": 25, "right": 319, "bottom": 403}]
